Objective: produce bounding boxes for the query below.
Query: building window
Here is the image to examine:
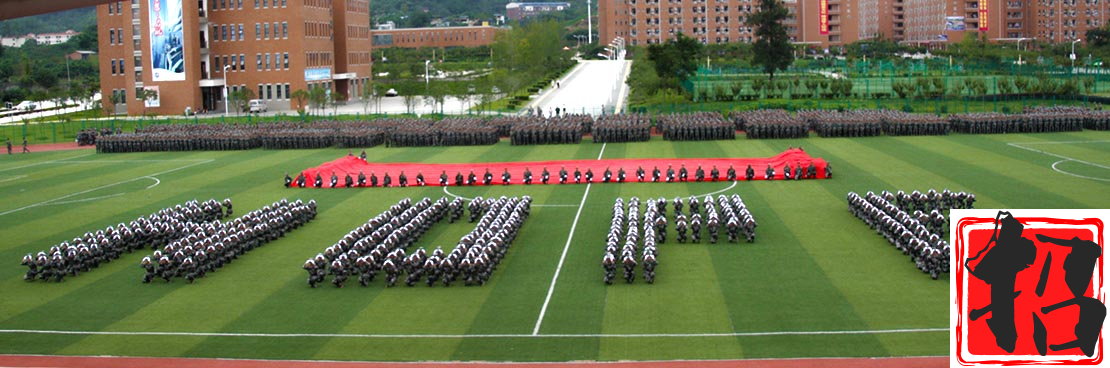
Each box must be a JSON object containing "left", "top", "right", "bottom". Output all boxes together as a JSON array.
[
  {"left": 283, "top": 52, "right": 289, "bottom": 69},
  {"left": 266, "top": 84, "right": 273, "bottom": 100},
  {"left": 222, "top": 25, "right": 228, "bottom": 40},
  {"left": 238, "top": 24, "right": 244, "bottom": 41},
  {"left": 109, "top": 29, "right": 115, "bottom": 44},
  {"left": 265, "top": 53, "right": 271, "bottom": 70},
  {"left": 237, "top": 0, "right": 242, "bottom": 9},
  {"left": 255, "top": 23, "right": 260, "bottom": 39},
  {"left": 282, "top": 22, "right": 288, "bottom": 38},
  {"left": 120, "top": 58, "right": 126, "bottom": 71},
  {"left": 254, "top": 0, "right": 259, "bottom": 8},
  {"left": 256, "top": 53, "right": 262, "bottom": 70},
  {"left": 284, "top": 84, "right": 290, "bottom": 99},
  {"left": 264, "top": 23, "right": 270, "bottom": 39},
  {"left": 258, "top": 85, "right": 264, "bottom": 101},
  {"left": 281, "top": 0, "right": 286, "bottom": 6},
  {"left": 134, "top": 55, "right": 140, "bottom": 69},
  {"left": 111, "top": 60, "right": 117, "bottom": 75},
  {"left": 221, "top": 0, "right": 226, "bottom": 9}
]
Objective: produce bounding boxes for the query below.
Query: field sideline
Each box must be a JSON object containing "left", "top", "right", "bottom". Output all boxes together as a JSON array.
[{"left": 0, "top": 131, "right": 1107, "bottom": 362}]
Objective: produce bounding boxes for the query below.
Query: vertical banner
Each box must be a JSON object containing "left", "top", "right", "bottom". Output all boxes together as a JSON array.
[
  {"left": 819, "top": 0, "right": 829, "bottom": 35},
  {"left": 149, "top": 0, "right": 186, "bottom": 81},
  {"left": 979, "top": 1, "right": 988, "bottom": 31}
]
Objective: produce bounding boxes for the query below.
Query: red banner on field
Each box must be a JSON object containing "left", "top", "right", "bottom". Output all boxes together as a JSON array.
[
  {"left": 819, "top": 0, "right": 829, "bottom": 35},
  {"left": 296, "top": 148, "right": 829, "bottom": 188},
  {"left": 979, "top": 1, "right": 988, "bottom": 31}
]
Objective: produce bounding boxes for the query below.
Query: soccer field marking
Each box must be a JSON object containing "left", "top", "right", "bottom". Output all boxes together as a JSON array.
[
  {"left": 692, "top": 180, "right": 738, "bottom": 198},
  {"left": 0, "top": 327, "right": 947, "bottom": 339},
  {"left": 0, "top": 175, "right": 27, "bottom": 183},
  {"left": 1008, "top": 141, "right": 1110, "bottom": 182},
  {"left": 532, "top": 143, "right": 607, "bottom": 336},
  {"left": 0, "top": 159, "right": 214, "bottom": 217},
  {"left": 143, "top": 176, "right": 161, "bottom": 189},
  {"left": 1051, "top": 160, "right": 1110, "bottom": 182},
  {"left": 0, "top": 153, "right": 95, "bottom": 173},
  {"left": 43, "top": 193, "right": 127, "bottom": 206}
]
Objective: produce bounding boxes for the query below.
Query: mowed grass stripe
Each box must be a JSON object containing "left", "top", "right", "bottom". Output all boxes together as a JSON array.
[
  {"left": 0, "top": 149, "right": 301, "bottom": 323},
  {"left": 51, "top": 156, "right": 349, "bottom": 357},
  {"left": 0, "top": 149, "right": 335, "bottom": 335},
  {"left": 1002, "top": 133, "right": 1110, "bottom": 168},
  {"left": 451, "top": 142, "right": 606, "bottom": 360},
  {"left": 735, "top": 180, "right": 890, "bottom": 358},
  {"left": 0, "top": 152, "right": 185, "bottom": 195},
  {"left": 789, "top": 141, "right": 950, "bottom": 329},
  {"left": 877, "top": 135, "right": 1095, "bottom": 209}
]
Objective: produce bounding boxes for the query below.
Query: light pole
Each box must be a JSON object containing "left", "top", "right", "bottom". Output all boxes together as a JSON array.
[
  {"left": 425, "top": 60, "right": 431, "bottom": 93},
  {"left": 223, "top": 65, "right": 230, "bottom": 115},
  {"left": 1071, "top": 38, "right": 1082, "bottom": 71}
]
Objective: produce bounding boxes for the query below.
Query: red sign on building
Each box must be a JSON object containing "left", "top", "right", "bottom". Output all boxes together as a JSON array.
[
  {"left": 819, "top": 0, "right": 829, "bottom": 35},
  {"left": 979, "top": 1, "right": 988, "bottom": 31}
]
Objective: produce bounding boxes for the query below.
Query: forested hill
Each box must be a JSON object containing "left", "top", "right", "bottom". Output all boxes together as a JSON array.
[{"left": 0, "top": 7, "right": 96, "bottom": 37}]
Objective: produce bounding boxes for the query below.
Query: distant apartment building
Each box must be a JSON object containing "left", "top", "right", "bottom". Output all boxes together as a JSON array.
[
  {"left": 506, "top": 2, "right": 572, "bottom": 20},
  {"left": 371, "top": 26, "right": 502, "bottom": 49},
  {"left": 599, "top": 0, "right": 1100, "bottom": 49},
  {"left": 97, "top": 0, "right": 371, "bottom": 116},
  {"left": 1, "top": 30, "right": 80, "bottom": 47}
]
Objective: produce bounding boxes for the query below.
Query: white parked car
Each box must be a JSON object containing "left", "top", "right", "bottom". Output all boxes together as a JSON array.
[
  {"left": 248, "top": 99, "right": 268, "bottom": 113},
  {"left": 385, "top": 88, "right": 398, "bottom": 97}
]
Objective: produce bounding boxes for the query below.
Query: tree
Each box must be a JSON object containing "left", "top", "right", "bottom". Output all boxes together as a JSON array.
[
  {"left": 749, "top": 0, "right": 793, "bottom": 81},
  {"left": 140, "top": 88, "right": 159, "bottom": 116},
  {"left": 308, "top": 86, "right": 328, "bottom": 115},
  {"left": 360, "top": 82, "right": 373, "bottom": 114},
  {"left": 230, "top": 88, "right": 256, "bottom": 116},
  {"left": 291, "top": 89, "right": 310, "bottom": 115},
  {"left": 646, "top": 33, "right": 703, "bottom": 89}
]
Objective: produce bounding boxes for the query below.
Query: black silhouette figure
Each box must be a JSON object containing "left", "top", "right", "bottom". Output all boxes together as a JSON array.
[
  {"left": 1036, "top": 234, "right": 1102, "bottom": 298},
  {"left": 1041, "top": 296, "right": 1106, "bottom": 357},
  {"left": 1036, "top": 234, "right": 1105, "bottom": 357},
  {"left": 965, "top": 211, "right": 1038, "bottom": 353}
]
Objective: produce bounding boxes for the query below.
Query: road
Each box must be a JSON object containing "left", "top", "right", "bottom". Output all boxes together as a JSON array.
[{"left": 530, "top": 60, "right": 631, "bottom": 117}]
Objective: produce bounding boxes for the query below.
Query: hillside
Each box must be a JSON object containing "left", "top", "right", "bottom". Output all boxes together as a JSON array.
[{"left": 0, "top": 7, "right": 96, "bottom": 37}]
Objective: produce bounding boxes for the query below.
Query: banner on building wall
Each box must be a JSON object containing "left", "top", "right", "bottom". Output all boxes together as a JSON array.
[
  {"left": 946, "top": 16, "right": 965, "bottom": 31},
  {"left": 143, "top": 86, "right": 161, "bottom": 108},
  {"left": 305, "top": 68, "right": 333, "bottom": 82},
  {"left": 979, "top": 1, "right": 988, "bottom": 31},
  {"left": 149, "top": 0, "right": 186, "bottom": 81},
  {"left": 819, "top": 0, "right": 829, "bottom": 35}
]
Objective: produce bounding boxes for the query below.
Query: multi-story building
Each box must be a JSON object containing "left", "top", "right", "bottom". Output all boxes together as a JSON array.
[
  {"left": 1, "top": 30, "right": 81, "bottom": 47},
  {"left": 599, "top": 0, "right": 1102, "bottom": 50},
  {"left": 97, "top": 0, "right": 371, "bottom": 116},
  {"left": 505, "top": 2, "right": 573, "bottom": 20},
  {"left": 370, "top": 26, "right": 502, "bottom": 49}
]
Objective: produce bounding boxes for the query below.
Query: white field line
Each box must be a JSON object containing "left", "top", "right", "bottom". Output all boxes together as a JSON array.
[
  {"left": 0, "top": 159, "right": 214, "bottom": 217},
  {"left": 1007, "top": 142, "right": 1110, "bottom": 182},
  {"left": 532, "top": 143, "right": 607, "bottom": 335},
  {"left": 0, "top": 175, "right": 27, "bottom": 183},
  {"left": 0, "top": 327, "right": 947, "bottom": 339},
  {"left": 43, "top": 193, "right": 127, "bottom": 206},
  {"left": 0, "top": 153, "right": 95, "bottom": 173}
]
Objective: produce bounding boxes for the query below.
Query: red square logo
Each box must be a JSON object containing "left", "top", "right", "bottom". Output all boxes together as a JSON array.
[{"left": 953, "top": 209, "right": 1106, "bottom": 365}]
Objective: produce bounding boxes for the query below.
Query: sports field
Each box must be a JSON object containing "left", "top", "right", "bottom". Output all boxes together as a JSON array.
[{"left": 0, "top": 131, "right": 1107, "bottom": 362}]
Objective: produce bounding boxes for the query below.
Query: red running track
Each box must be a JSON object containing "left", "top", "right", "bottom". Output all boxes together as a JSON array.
[{"left": 297, "top": 148, "right": 827, "bottom": 188}]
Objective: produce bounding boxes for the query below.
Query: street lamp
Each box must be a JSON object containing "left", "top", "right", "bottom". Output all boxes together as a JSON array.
[
  {"left": 1071, "top": 38, "right": 1082, "bottom": 71},
  {"left": 223, "top": 65, "right": 231, "bottom": 115},
  {"left": 425, "top": 60, "right": 431, "bottom": 91}
]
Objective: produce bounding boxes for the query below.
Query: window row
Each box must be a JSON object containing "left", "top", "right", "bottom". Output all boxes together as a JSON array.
[
  {"left": 256, "top": 83, "right": 292, "bottom": 101},
  {"left": 306, "top": 21, "right": 333, "bottom": 38},
  {"left": 306, "top": 51, "right": 333, "bottom": 68}
]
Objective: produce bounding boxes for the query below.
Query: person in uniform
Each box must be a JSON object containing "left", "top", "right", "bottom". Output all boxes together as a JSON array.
[
  {"left": 440, "top": 171, "right": 449, "bottom": 186},
  {"left": 467, "top": 170, "right": 477, "bottom": 186},
  {"left": 5, "top": 138, "right": 10, "bottom": 155},
  {"left": 314, "top": 173, "right": 324, "bottom": 188},
  {"left": 603, "top": 167, "right": 613, "bottom": 183},
  {"left": 679, "top": 164, "right": 689, "bottom": 182},
  {"left": 296, "top": 173, "right": 307, "bottom": 187},
  {"left": 455, "top": 171, "right": 464, "bottom": 187},
  {"left": 666, "top": 165, "right": 675, "bottom": 183},
  {"left": 398, "top": 171, "right": 408, "bottom": 187},
  {"left": 710, "top": 165, "right": 720, "bottom": 182},
  {"left": 284, "top": 172, "right": 293, "bottom": 188},
  {"left": 573, "top": 167, "right": 582, "bottom": 184},
  {"left": 695, "top": 165, "right": 705, "bottom": 182},
  {"left": 559, "top": 166, "right": 568, "bottom": 184},
  {"left": 415, "top": 172, "right": 425, "bottom": 186},
  {"left": 585, "top": 168, "right": 594, "bottom": 183},
  {"left": 344, "top": 173, "right": 354, "bottom": 188},
  {"left": 330, "top": 172, "right": 340, "bottom": 188},
  {"left": 382, "top": 172, "right": 392, "bottom": 187},
  {"left": 636, "top": 166, "right": 645, "bottom": 182},
  {"left": 652, "top": 166, "right": 661, "bottom": 182},
  {"left": 745, "top": 164, "right": 754, "bottom": 181},
  {"left": 523, "top": 167, "right": 533, "bottom": 185},
  {"left": 483, "top": 168, "right": 493, "bottom": 186},
  {"left": 501, "top": 168, "right": 512, "bottom": 185},
  {"left": 764, "top": 165, "right": 774, "bottom": 180},
  {"left": 617, "top": 167, "right": 626, "bottom": 183},
  {"left": 358, "top": 171, "right": 367, "bottom": 187},
  {"left": 542, "top": 167, "right": 551, "bottom": 184},
  {"left": 370, "top": 172, "right": 379, "bottom": 187}
]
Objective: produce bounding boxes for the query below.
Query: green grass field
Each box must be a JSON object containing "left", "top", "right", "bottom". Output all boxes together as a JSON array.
[{"left": 0, "top": 131, "right": 1108, "bottom": 362}]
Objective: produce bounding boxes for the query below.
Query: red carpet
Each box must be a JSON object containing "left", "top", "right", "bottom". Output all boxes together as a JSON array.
[{"left": 297, "top": 148, "right": 828, "bottom": 187}]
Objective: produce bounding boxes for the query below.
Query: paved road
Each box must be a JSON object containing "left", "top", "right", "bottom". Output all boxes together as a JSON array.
[{"left": 530, "top": 60, "right": 631, "bottom": 117}]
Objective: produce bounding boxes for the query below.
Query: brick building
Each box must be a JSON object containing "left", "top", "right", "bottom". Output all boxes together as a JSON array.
[
  {"left": 599, "top": 0, "right": 1102, "bottom": 50},
  {"left": 97, "top": 0, "right": 371, "bottom": 116},
  {"left": 505, "top": 2, "right": 572, "bottom": 20},
  {"left": 371, "top": 26, "right": 501, "bottom": 49}
]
